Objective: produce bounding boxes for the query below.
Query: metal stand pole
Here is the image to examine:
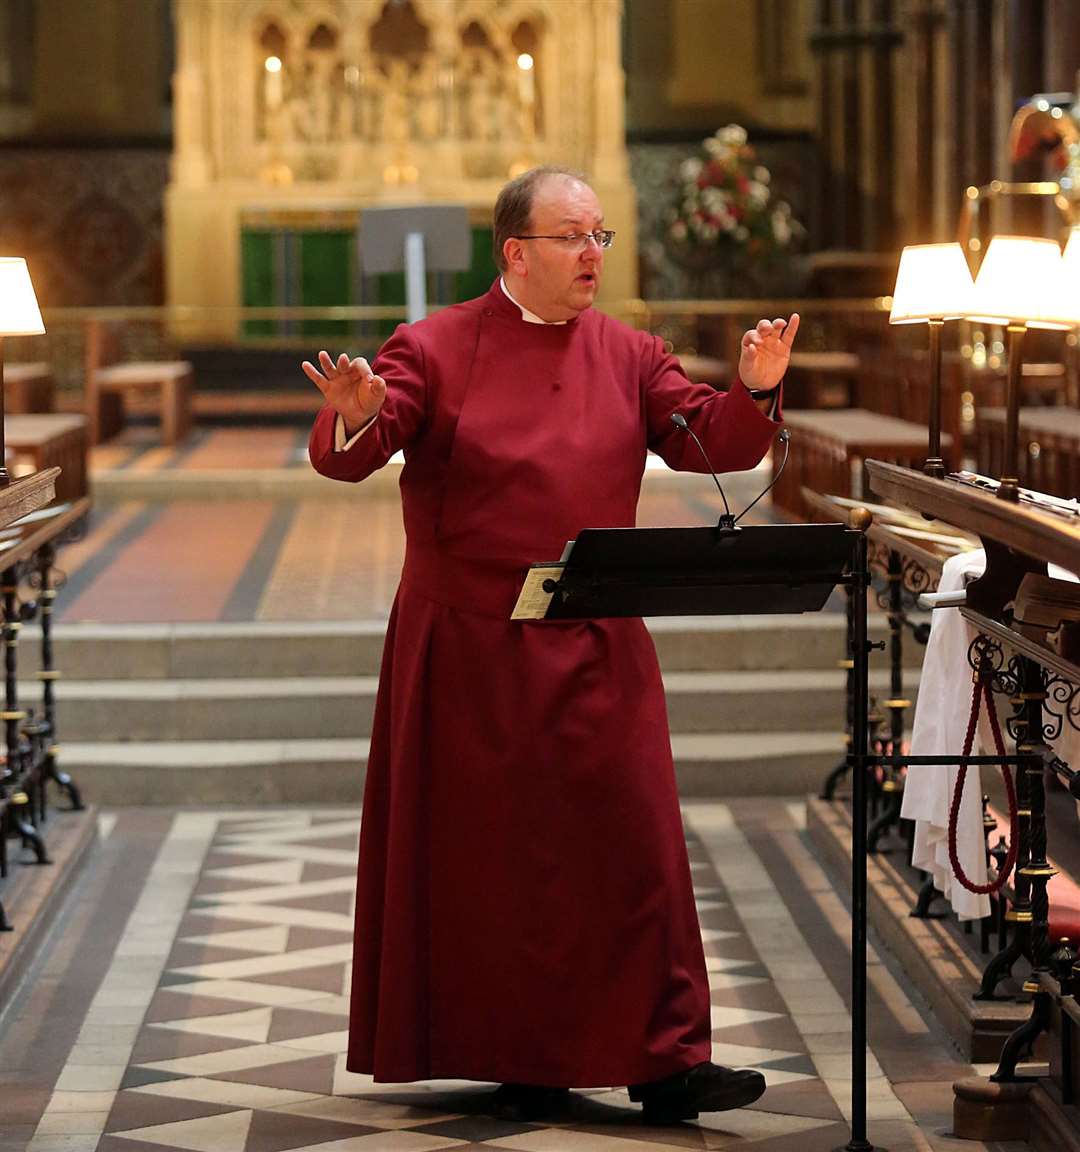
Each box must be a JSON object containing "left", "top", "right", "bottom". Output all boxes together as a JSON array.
[
  {"left": 0, "top": 335, "right": 9, "bottom": 487},
  {"left": 841, "top": 517, "right": 879, "bottom": 1151},
  {"left": 924, "top": 319, "right": 945, "bottom": 478},
  {"left": 997, "top": 324, "right": 1026, "bottom": 502}
]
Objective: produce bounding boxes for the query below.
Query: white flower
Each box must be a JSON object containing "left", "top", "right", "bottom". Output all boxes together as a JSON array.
[
  {"left": 704, "top": 136, "right": 725, "bottom": 158},
  {"left": 754, "top": 165, "right": 771, "bottom": 184},
  {"left": 735, "top": 225, "right": 749, "bottom": 242},
  {"left": 748, "top": 181, "right": 769, "bottom": 207},
  {"left": 680, "top": 157, "right": 703, "bottom": 182},
  {"left": 718, "top": 124, "right": 747, "bottom": 146}
]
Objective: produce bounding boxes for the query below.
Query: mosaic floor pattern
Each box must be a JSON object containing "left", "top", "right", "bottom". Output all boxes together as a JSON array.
[{"left": 2, "top": 802, "right": 1028, "bottom": 1152}]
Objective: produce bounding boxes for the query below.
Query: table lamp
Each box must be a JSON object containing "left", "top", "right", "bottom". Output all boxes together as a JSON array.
[
  {"left": 0, "top": 258, "right": 45, "bottom": 488},
  {"left": 889, "top": 243, "right": 975, "bottom": 478},
  {"left": 967, "top": 235, "right": 1073, "bottom": 501}
]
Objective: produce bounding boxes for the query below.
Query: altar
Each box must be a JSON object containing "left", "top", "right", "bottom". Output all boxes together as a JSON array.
[{"left": 165, "top": 0, "right": 637, "bottom": 342}]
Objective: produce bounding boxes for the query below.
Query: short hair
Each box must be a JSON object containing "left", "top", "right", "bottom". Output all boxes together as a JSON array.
[{"left": 492, "top": 165, "right": 589, "bottom": 272}]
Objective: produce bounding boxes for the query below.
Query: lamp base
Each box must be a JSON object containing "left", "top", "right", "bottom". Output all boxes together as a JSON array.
[
  {"left": 997, "top": 476, "right": 1020, "bottom": 502},
  {"left": 922, "top": 458, "right": 946, "bottom": 479}
]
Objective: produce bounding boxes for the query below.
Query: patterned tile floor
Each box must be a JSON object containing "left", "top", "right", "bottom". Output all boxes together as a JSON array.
[{"left": 1, "top": 801, "right": 1030, "bottom": 1152}]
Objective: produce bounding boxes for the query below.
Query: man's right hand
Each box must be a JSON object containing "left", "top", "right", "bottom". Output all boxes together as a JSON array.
[{"left": 302, "top": 351, "right": 386, "bottom": 436}]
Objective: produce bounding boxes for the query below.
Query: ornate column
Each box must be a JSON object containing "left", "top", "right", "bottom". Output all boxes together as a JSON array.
[
  {"left": 592, "top": 0, "right": 628, "bottom": 187},
  {"left": 590, "top": 0, "right": 636, "bottom": 303},
  {"left": 171, "top": 0, "right": 211, "bottom": 187},
  {"left": 429, "top": 9, "right": 463, "bottom": 183}
]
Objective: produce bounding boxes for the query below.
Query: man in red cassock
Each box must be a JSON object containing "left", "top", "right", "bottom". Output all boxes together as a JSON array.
[{"left": 304, "top": 166, "right": 799, "bottom": 1125}]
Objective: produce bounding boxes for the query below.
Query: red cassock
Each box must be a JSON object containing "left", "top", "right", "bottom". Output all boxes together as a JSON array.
[{"left": 309, "top": 280, "right": 782, "bottom": 1088}]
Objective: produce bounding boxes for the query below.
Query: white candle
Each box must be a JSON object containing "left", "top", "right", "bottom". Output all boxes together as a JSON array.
[
  {"left": 516, "top": 53, "right": 535, "bottom": 111},
  {"left": 264, "top": 55, "right": 283, "bottom": 109}
]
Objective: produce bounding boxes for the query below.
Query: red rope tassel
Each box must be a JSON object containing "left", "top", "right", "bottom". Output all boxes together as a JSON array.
[{"left": 946, "top": 668, "right": 1020, "bottom": 895}]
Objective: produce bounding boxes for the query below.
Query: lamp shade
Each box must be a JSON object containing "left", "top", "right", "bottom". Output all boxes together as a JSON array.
[
  {"left": 889, "top": 243, "right": 975, "bottom": 323},
  {"left": 1059, "top": 226, "right": 1080, "bottom": 326},
  {"left": 0, "top": 258, "right": 44, "bottom": 335},
  {"left": 968, "top": 235, "right": 1071, "bottom": 329}
]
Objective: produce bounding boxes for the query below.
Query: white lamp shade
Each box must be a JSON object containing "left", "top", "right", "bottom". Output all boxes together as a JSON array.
[
  {"left": 0, "top": 258, "right": 44, "bottom": 336},
  {"left": 1059, "top": 226, "right": 1080, "bottom": 326},
  {"left": 968, "top": 235, "right": 1072, "bottom": 330},
  {"left": 889, "top": 243, "right": 975, "bottom": 324}
]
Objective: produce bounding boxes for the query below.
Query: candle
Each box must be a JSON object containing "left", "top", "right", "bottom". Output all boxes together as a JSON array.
[
  {"left": 516, "top": 53, "right": 535, "bottom": 111},
  {"left": 264, "top": 55, "right": 283, "bottom": 110}
]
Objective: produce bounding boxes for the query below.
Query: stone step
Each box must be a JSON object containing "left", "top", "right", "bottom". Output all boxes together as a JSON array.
[
  {"left": 56, "top": 732, "right": 846, "bottom": 805},
  {"left": 21, "top": 614, "right": 924, "bottom": 680},
  {"left": 26, "top": 668, "right": 917, "bottom": 741}
]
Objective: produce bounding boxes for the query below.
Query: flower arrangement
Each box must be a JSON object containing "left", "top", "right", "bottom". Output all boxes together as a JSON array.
[{"left": 667, "top": 125, "right": 801, "bottom": 264}]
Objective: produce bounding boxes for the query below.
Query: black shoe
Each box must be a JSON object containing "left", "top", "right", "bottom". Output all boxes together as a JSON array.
[
  {"left": 629, "top": 1061, "right": 766, "bottom": 1124},
  {"left": 490, "top": 1083, "right": 571, "bottom": 1122}
]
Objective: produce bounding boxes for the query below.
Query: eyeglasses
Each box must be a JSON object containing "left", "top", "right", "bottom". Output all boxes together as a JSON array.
[{"left": 513, "top": 230, "right": 616, "bottom": 251}]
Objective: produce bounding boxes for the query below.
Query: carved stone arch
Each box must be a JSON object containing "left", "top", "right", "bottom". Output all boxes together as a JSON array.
[
  {"left": 455, "top": 1, "right": 510, "bottom": 57},
  {"left": 296, "top": 1, "right": 344, "bottom": 51},
  {"left": 396, "top": 0, "right": 444, "bottom": 39},
  {"left": 368, "top": 0, "right": 432, "bottom": 61},
  {"left": 501, "top": 0, "right": 554, "bottom": 36},
  {"left": 237, "top": 0, "right": 297, "bottom": 54}
]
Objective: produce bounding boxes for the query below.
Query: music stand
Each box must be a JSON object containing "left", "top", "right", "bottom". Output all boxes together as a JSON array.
[
  {"left": 539, "top": 523, "right": 851, "bottom": 620},
  {"left": 358, "top": 205, "right": 472, "bottom": 323},
  {"left": 522, "top": 520, "right": 881, "bottom": 1152}
]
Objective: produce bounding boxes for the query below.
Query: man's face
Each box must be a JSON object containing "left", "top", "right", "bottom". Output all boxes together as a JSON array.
[{"left": 504, "top": 177, "right": 605, "bottom": 321}]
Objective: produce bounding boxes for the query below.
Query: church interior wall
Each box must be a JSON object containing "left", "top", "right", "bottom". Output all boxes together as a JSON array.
[{"left": 0, "top": 1, "right": 1076, "bottom": 314}]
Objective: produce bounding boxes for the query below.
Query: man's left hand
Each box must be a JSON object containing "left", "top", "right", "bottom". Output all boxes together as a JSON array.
[{"left": 738, "top": 313, "right": 799, "bottom": 392}]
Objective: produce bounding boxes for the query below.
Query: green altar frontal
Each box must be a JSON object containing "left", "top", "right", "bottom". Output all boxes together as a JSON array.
[{"left": 239, "top": 209, "right": 498, "bottom": 344}]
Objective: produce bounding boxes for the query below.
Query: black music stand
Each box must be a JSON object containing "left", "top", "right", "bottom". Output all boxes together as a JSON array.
[
  {"left": 539, "top": 523, "right": 851, "bottom": 620},
  {"left": 524, "top": 520, "right": 881, "bottom": 1152}
]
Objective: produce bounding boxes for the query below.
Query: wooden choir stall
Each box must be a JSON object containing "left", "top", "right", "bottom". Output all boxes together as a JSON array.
[
  {"left": 804, "top": 390, "right": 1080, "bottom": 1150},
  {"left": 0, "top": 470, "right": 91, "bottom": 1007}
]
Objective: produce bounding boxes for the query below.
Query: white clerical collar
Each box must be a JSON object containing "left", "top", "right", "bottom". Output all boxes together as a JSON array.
[{"left": 500, "top": 277, "right": 569, "bottom": 325}]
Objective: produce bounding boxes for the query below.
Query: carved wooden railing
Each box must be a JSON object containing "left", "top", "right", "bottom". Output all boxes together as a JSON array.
[{"left": 0, "top": 483, "right": 89, "bottom": 933}]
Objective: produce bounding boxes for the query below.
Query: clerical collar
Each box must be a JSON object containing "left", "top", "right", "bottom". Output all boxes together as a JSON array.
[{"left": 499, "top": 278, "right": 569, "bottom": 325}]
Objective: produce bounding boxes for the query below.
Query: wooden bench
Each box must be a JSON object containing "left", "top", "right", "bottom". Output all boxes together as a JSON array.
[
  {"left": 785, "top": 350, "right": 861, "bottom": 408},
  {"left": 774, "top": 408, "right": 951, "bottom": 520},
  {"left": 85, "top": 320, "right": 193, "bottom": 446},
  {"left": 676, "top": 353, "right": 729, "bottom": 387},
  {"left": 854, "top": 349, "right": 1066, "bottom": 461},
  {"left": 5, "top": 415, "right": 89, "bottom": 503},
  {"left": 3, "top": 363, "right": 55, "bottom": 414},
  {"left": 975, "top": 405, "right": 1080, "bottom": 500}
]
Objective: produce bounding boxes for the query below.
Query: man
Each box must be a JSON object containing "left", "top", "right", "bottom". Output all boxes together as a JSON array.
[{"left": 305, "top": 166, "right": 798, "bottom": 1125}]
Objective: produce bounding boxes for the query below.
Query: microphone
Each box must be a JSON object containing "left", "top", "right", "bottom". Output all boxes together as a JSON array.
[
  {"left": 734, "top": 427, "right": 791, "bottom": 524},
  {"left": 670, "top": 412, "right": 737, "bottom": 534}
]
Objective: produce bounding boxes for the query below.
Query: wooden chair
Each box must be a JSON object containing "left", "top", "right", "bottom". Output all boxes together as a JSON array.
[
  {"left": 676, "top": 353, "right": 730, "bottom": 388},
  {"left": 84, "top": 320, "right": 193, "bottom": 445},
  {"left": 5, "top": 414, "right": 89, "bottom": 503},
  {"left": 3, "top": 363, "right": 55, "bottom": 414}
]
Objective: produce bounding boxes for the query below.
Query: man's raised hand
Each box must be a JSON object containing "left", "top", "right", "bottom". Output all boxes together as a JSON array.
[
  {"left": 302, "top": 351, "right": 386, "bottom": 433},
  {"left": 738, "top": 313, "right": 800, "bottom": 393}
]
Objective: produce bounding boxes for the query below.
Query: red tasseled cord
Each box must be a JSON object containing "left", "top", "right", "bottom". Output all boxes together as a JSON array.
[{"left": 946, "top": 669, "right": 1020, "bottom": 895}]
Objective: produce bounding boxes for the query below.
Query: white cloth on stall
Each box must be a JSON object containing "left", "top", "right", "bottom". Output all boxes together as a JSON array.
[
  {"left": 901, "top": 550, "right": 993, "bottom": 920},
  {"left": 901, "top": 549, "right": 1080, "bottom": 921}
]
